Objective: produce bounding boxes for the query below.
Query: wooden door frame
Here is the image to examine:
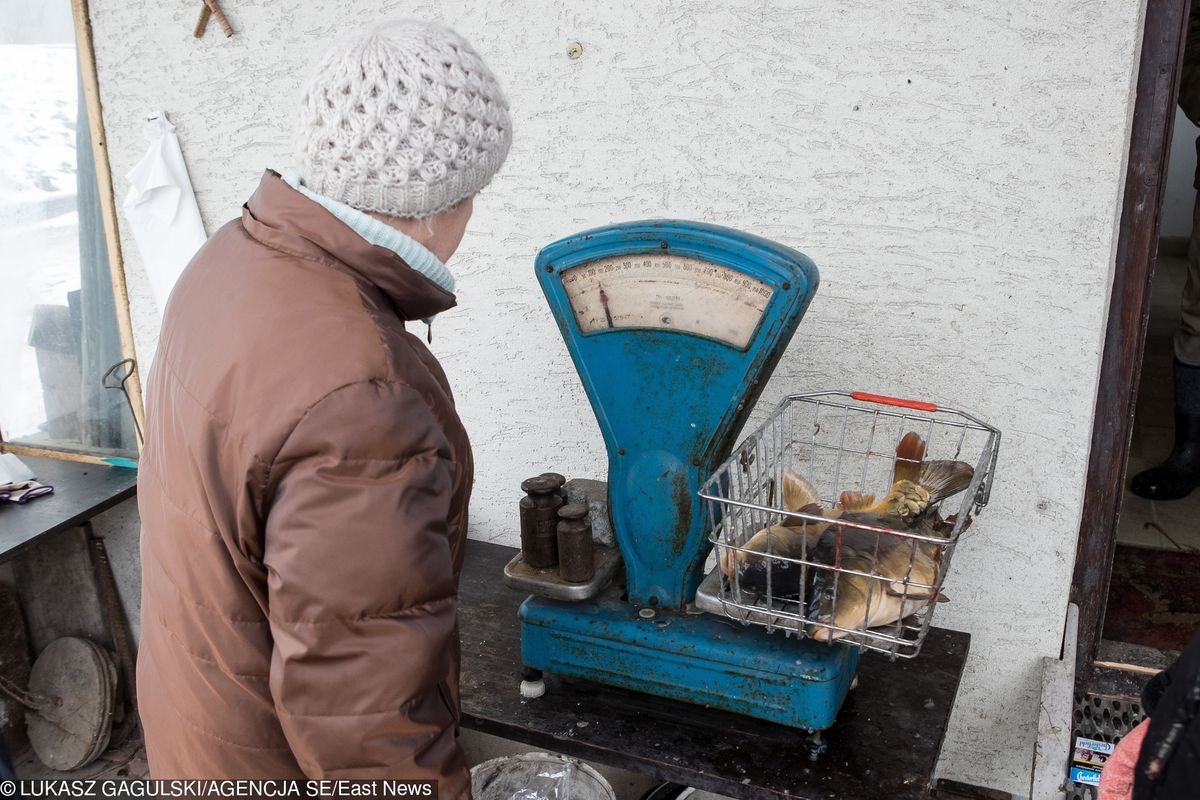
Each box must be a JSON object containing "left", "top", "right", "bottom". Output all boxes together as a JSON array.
[{"left": 1071, "top": 0, "right": 1191, "bottom": 683}]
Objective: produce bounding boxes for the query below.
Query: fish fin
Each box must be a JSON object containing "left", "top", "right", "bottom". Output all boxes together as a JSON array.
[
  {"left": 932, "top": 512, "right": 974, "bottom": 538},
  {"left": 885, "top": 584, "right": 937, "bottom": 601},
  {"left": 781, "top": 470, "right": 820, "bottom": 512},
  {"left": 945, "top": 513, "right": 974, "bottom": 531},
  {"left": 893, "top": 432, "right": 926, "bottom": 484},
  {"left": 917, "top": 460, "right": 975, "bottom": 505},
  {"left": 837, "top": 491, "right": 876, "bottom": 511},
  {"left": 787, "top": 501, "right": 832, "bottom": 521},
  {"left": 780, "top": 503, "right": 836, "bottom": 537},
  {"left": 809, "top": 627, "right": 827, "bottom": 641},
  {"left": 718, "top": 544, "right": 734, "bottom": 578},
  {"left": 809, "top": 625, "right": 842, "bottom": 643}
]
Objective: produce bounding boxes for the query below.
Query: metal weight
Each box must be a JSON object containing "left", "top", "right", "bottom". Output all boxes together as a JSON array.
[
  {"left": 556, "top": 504, "right": 595, "bottom": 583},
  {"left": 540, "top": 472, "right": 568, "bottom": 503},
  {"left": 520, "top": 477, "right": 563, "bottom": 568}
]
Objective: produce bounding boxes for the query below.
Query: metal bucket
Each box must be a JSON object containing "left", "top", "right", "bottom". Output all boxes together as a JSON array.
[{"left": 470, "top": 752, "right": 615, "bottom": 800}]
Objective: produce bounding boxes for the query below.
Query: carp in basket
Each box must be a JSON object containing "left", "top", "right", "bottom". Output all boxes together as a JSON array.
[{"left": 718, "top": 432, "right": 974, "bottom": 642}]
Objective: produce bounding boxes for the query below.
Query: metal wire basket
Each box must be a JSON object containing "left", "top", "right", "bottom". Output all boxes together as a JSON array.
[{"left": 696, "top": 391, "right": 1000, "bottom": 658}]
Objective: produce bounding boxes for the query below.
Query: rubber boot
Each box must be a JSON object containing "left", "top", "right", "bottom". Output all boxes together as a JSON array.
[{"left": 1131, "top": 361, "right": 1200, "bottom": 500}]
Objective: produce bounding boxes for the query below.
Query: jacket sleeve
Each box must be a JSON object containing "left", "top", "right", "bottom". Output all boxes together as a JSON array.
[{"left": 262, "top": 379, "right": 468, "bottom": 795}]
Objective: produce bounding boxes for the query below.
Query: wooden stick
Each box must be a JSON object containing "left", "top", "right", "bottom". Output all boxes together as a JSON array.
[
  {"left": 71, "top": 0, "right": 147, "bottom": 452},
  {"left": 205, "top": 0, "right": 234, "bottom": 37},
  {"left": 194, "top": 3, "right": 212, "bottom": 38},
  {"left": 1094, "top": 660, "right": 1161, "bottom": 676},
  {"left": 1, "top": 443, "right": 115, "bottom": 467}
]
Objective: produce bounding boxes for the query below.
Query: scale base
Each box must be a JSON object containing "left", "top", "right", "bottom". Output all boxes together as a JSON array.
[
  {"left": 502, "top": 545, "right": 623, "bottom": 602},
  {"left": 519, "top": 589, "right": 860, "bottom": 731}
]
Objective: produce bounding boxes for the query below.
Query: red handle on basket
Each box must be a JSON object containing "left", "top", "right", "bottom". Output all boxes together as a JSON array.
[{"left": 850, "top": 391, "right": 938, "bottom": 413}]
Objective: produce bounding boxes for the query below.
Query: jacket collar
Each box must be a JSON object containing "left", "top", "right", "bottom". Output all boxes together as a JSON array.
[{"left": 241, "top": 170, "right": 457, "bottom": 321}]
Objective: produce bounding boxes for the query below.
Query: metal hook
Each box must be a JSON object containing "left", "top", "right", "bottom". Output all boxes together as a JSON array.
[{"left": 101, "top": 358, "right": 143, "bottom": 448}]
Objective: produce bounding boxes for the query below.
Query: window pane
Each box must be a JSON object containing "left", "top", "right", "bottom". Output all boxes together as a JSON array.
[{"left": 0, "top": 0, "right": 137, "bottom": 457}]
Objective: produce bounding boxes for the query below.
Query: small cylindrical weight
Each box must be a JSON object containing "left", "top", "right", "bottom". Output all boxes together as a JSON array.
[
  {"left": 520, "top": 476, "right": 562, "bottom": 568},
  {"left": 540, "top": 472, "right": 567, "bottom": 502},
  {"left": 556, "top": 503, "right": 594, "bottom": 583}
]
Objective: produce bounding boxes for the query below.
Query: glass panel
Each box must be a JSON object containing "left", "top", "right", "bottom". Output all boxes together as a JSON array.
[{"left": 0, "top": 0, "right": 137, "bottom": 457}]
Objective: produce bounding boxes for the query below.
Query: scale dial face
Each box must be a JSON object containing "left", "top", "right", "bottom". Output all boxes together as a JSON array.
[{"left": 560, "top": 253, "right": 773, "bottom": 349}]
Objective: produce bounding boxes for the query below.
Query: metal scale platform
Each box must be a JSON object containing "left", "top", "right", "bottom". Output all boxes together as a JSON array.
[{"left": 516, "top": 220, "right": 860, "bottom": 731}]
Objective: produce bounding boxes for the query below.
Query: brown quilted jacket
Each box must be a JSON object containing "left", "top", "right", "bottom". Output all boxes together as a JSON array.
[{"left": 136, "top": 170, "right": 473, "bottom": 796}]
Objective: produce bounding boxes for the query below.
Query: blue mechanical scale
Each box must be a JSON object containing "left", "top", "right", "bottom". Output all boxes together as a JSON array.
[{"left": 520, "top": 220, "right": 860, "bottom": 730}]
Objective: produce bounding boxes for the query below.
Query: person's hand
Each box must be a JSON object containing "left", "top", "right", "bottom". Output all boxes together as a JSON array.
[{"left": 1099, "top": 717, "right": 1150, "bottom": 800}]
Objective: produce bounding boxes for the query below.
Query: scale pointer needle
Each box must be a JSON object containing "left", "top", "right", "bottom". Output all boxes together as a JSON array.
[{"left": 599, "top": 286, "right": 615, "bottom": 328}]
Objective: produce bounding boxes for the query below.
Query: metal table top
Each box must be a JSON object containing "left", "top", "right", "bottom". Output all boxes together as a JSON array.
[
  {"left": 0, "top": 456, "right": 137, "bottom": 562},
  {"left": 459, "top": 539, "right": 970, "bottom": 800}
]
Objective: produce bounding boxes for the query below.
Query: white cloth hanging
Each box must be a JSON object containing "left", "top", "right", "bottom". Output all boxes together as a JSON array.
[
  {"left": 123, "top": 113, "right": 207, "bottom": 316},
  {"left": 0, "top": 453, "right": 35, "bottom": 486}
]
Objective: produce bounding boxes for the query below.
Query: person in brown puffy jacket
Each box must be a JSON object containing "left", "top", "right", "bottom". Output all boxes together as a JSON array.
[{"left": 135, "top": 21, "right": 511, "bottom": 796}]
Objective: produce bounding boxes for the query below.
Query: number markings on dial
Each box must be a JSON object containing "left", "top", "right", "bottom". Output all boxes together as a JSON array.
[{"left": 561, "top": 254, "right": 772, "bottom": 348}]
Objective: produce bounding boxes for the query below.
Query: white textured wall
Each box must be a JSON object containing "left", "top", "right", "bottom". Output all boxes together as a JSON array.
[{"left": 88, "top": 1, "right": 1145, "bottom": 794}]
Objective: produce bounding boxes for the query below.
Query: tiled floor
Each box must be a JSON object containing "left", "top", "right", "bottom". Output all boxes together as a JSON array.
[{"left": 1118, "top": 255, "right": 1200, "bottom": 554}]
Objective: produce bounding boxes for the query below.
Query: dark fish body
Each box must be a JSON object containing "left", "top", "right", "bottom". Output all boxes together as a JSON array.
[
  {"left": 722, "top": 432, "right": 974, "bottom": 642},
  {"left": 804, "top": 513, "right": 944, "bottom": 641}
]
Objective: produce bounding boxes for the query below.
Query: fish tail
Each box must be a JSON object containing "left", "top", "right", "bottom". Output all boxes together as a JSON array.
[
  {"left": 893, "top": 432, "right": 926, "bottom": 484},
  {"left": 837, "top": 491, "right": 876, "bottom": 511},
  {"left": 916, "top": 460, "right": 975, "bottom": 505}
]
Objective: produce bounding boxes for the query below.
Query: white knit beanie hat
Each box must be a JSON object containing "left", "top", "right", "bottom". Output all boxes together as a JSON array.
[{"left": 296, "top": 20, "right": 512, "bottom": 219}]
